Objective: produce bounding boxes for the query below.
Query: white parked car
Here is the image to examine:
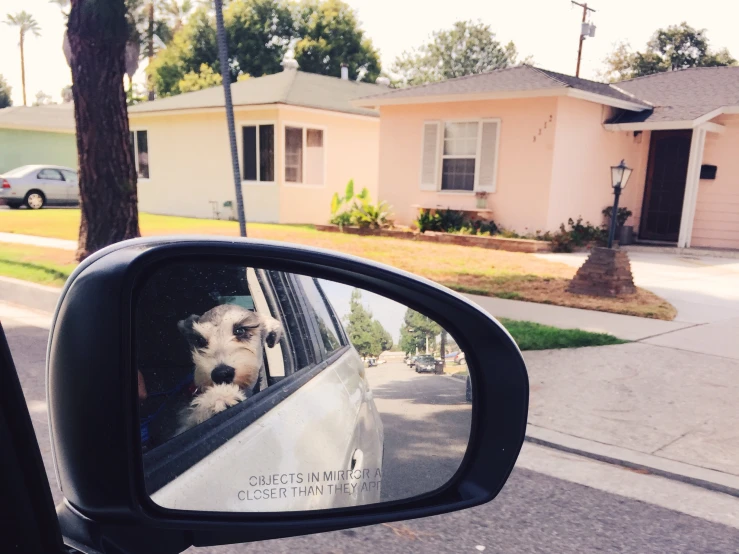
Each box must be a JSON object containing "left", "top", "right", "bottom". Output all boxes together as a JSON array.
[
  {"left": 0, "top": 164, "right": 79, "bottom": 209},
  {"left": 138, "top": 265, "right": 384, "bottom": 512}
]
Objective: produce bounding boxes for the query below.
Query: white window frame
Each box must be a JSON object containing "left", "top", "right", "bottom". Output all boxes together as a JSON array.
[
  {"left": 423, "top": 118, "right": 501, "bottom": 194},
  {"left": 281, "top": 121, "right": 327, "bottom": 188},
  {"left": 130, "top": 128, "right": 150, "bottom": 181},
  {"left": 238, "top": 120, "right": 277, "bottom": 186}
]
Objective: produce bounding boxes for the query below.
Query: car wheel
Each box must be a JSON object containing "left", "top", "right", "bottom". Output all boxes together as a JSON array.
[{"left": 24, "top": 191, "right": 45, "bottom": 210}]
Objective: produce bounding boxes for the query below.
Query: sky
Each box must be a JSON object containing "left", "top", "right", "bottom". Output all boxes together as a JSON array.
[
  {"left": 319, "top": 279, "right": 409, "bottom": 343},
  {"left": 2, "top": 0, "right": 739, "bottom": 105}
]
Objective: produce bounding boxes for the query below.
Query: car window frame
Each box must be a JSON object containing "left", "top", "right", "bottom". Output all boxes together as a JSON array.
[{"left": 141, "top": 268, "right": 347, "bottom": 494}]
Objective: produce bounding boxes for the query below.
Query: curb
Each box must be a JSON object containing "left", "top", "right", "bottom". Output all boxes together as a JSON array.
[
  {"left": 3, "top": 275, "right": 737, "bottom": 499},
  {"left": 0, "top": 276, "right": 62, "bottom": 314},
  {"left": 526, "top": 425, "right": 739, "bottom": 499}
]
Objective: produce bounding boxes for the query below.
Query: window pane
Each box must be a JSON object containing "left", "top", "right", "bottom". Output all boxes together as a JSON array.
[
  {"left": 61, "top": 170, "right": 78, "bottom": 182},
  {"left": 137, "top": 130, "right": 149, "bottom": 179},
  {"left": 441, "top": 158, "right": 475, "bottom": 191},
  {"left": 305, "top": 129, "right": 324, "bottom": 185},
  {"left": 38, "top": 169, "right": 63, "bottom": 180},
  {"left": 259, "top": 125, "right": 274, "bottom": 182},
  {"left": 285, "top": 127, "right": 303, "bottom": 183},
  {"left": 297, "top": 275, "right": 341, "bottom": 355},
  {"left": 242, "top": 126, "right": 257, "bottom": 181},
  {"left": 443, "top": 122, "right": 478, "bottom": 156}
]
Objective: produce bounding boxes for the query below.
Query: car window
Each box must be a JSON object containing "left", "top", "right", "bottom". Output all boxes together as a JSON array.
[
  {"left": 136, "top": 263, "right": 352, "bottom": 494},
  {"left": 37, "top": 168, "right": 64, "bottom": 181},
  {"left": 60, "top": 169, "right": 78, "bottom": 182},
  {"left": 296, "top": 275, "right": 344, "bottom": 356}
]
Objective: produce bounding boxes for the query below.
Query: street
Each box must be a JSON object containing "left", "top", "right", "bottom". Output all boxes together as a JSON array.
[{"left": 3, "top": 305, "right": 739, "bottom": 553}]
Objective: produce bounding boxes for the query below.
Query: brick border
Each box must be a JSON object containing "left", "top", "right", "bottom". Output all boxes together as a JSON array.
[{"left": 314, "top": 225, "right": 551, "bottom": 254}]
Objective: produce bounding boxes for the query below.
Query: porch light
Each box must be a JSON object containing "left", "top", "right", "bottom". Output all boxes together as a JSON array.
[
  {"left": 611, "top": 159, "right": 632, "bottom": 191},
  {"left": 607, "top": 160, "right": 632, "bottom": 248}
]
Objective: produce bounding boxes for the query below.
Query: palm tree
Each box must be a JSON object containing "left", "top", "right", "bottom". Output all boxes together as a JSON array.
[
  {"left": 160, "top": 0, "right": 192, "bottom": 34},
  {"left": 4, "top": 11, "right": 41, "bottom": 106}
]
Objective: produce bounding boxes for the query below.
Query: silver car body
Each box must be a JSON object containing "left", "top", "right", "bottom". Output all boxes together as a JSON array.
[{"left": 0, "top": 164, "right": 79, "bottom": 208}]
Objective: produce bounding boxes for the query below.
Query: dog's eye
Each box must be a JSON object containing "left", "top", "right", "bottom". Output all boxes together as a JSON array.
[
  {"left": 234, "top": 326, "right": 248, "bottom": 337},
  {"left": 194, "top": 336, "right": 207, "bottom": 349}
]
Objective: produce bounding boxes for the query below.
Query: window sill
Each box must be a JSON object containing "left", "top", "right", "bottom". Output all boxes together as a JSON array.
[
  {"left": 242, "top": 181, "right": 276, "bottom": 186},
  {"left": 283, "top": 183, "right": 325, "bottom": 189}
]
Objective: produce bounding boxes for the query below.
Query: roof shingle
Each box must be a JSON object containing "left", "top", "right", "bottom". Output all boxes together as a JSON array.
[
  {"left": 129, "top": 70, "right": 381, "bottom": 117},
  {"left": 357, "top": 65, "right": 650, "bottom": 107},
  {"left": 0, "top": 104, "right": 75, "bottom": 132}
]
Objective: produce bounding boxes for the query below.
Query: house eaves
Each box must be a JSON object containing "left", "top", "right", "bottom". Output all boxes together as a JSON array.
[
  {"left": 604, "top": 104, "right": 739, "bottom": 134},
  {"left": 353, "top": 87, "right": 649, "bottom": 112}
]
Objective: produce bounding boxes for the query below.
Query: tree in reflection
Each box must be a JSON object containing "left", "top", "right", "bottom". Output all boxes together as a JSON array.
[{"left": 345, "top": 289, "right": 393, "bottom": 356}]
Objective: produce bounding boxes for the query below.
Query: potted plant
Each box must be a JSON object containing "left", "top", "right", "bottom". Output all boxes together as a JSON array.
[{"left": 475, "top": 191, "right": 489, "bottom": 209}]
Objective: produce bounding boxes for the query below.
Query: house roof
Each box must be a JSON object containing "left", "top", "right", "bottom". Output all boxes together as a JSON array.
[
  {"left": 0, "top": 104, "right": 75, "bottom": 133},
  {"left": 129, "top": 70, "right": 382, "bottom": 117},
  {"left": 354, "top": 65, "right": 651, "bottom": 110},
  {"left": 607, "top": 66, "right": 739, "bottom": 125}
]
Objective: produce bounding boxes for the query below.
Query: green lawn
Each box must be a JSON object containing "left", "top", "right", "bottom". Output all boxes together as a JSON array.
[
  {"left": 0, "top": 243, "right": 76, "bottom": 287},
  {"left": 0, "top": 210, "right": 677, "bottom": 320},
  {"left": 499, "top": 318, "right": 625, "bottom": 350},
  {"left": 0, "top": 243, "right": 625, "bottom": 351}
]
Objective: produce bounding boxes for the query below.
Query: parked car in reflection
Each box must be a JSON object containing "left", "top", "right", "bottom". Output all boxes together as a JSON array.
[
  {"left": 0, "top": 164, "right": 79, "bottom": 209},
  {"left": 414, "top": 355, "right": 437, "bottom": 373}
]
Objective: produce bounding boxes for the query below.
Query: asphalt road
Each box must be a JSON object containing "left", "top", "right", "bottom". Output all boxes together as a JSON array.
[{"left": 4, "top": 316, "right": 739, "bottom": 554}]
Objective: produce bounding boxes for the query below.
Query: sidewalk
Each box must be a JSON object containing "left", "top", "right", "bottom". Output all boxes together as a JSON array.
[{"left": 0, "top": 231, "right": 77, "bottom": 251}]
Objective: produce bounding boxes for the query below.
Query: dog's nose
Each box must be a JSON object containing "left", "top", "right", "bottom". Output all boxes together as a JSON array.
[{"left": 211, "top": 364, "right": 236, "bottom": 384}]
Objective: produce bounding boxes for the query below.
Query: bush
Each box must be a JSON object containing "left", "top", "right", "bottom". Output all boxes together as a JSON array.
[
  {"left": 550, "top": 217, "right": 607, "bottom": 253},
  {"left": 415, "top": 209, "right": 498, "bottom": 236},
  {"left": 602, "top": 206, "right": 633, "bottom": 228},
  {"left": 329, "top": 180, "right": 393, "bottom": 229}
]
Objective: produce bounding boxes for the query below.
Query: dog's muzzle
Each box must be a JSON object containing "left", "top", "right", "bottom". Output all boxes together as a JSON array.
[{"left": 211, "top": 364, "right": 236, "bottom": 385}]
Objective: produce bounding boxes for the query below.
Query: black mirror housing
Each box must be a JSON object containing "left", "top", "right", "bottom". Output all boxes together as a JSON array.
[{"left": 48, "top": 237, "right": 529, "bottom": 554}]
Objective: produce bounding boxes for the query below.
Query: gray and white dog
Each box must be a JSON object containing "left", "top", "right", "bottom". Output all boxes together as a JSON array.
[{"left": 177, "top": 304, "right": 283, "bottom": 433}]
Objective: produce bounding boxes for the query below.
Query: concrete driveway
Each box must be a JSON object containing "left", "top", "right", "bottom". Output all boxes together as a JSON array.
[{"left": 537, "top": 250, "right": 739, "bottom": 360}]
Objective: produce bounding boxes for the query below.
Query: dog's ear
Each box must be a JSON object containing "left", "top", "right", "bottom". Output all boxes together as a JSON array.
[
  {"left": 260, "top": 315, "right": 283, "bottom": 348},
  {"left": 177, "top": 314, "right": 202, "bottom": 347}
]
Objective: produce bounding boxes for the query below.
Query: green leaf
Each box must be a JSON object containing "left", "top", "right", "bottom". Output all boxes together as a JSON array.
[
  {"left": 330, "top": 192, "right": 341, "bottom": 215},
  {"left": 345, "top": 179, "right": 354, "bottom": 202}
]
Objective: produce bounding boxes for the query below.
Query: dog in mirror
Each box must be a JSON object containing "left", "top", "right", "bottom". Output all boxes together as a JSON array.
[{"left": 177, "top": 304, "right": 283, "bottom": 432}]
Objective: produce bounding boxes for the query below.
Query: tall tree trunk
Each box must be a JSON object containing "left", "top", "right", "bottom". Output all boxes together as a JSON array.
[
  {"left": 68, "top": 0, "right": 140, "bottom": 262},
  {"left": 20, "top": 34, "right": 26, "bottom": 106},
  {"left": 439, "top": 330, "right": 446, "bottom": 373}
]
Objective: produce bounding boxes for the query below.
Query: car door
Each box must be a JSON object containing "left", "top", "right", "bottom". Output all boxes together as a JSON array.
[
  {"left": 35, "top": 168, "right": 66, "bottom": 204},
  {"left": 60, "top": 169, "right": 79, "bottom": 204},
  {"left": 139, "top": 266, "right": 383, "bottom": 513}
]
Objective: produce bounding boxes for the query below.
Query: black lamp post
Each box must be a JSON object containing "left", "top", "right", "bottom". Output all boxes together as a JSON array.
[{"left": 607, "top": 159, "right": 633, "bottom": 248}]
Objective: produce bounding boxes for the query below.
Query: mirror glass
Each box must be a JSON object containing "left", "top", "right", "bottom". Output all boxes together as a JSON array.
[{"left": 135, "top": 262, "right": 472, "bottom": 512}]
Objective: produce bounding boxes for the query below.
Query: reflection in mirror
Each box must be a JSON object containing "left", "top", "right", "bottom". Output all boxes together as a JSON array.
[{"left": 135, "top": 262, "right": 471, "bottom": 512}]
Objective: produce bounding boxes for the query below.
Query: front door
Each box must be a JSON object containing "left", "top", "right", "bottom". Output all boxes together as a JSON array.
[{"left": 639, "top": 130, "right": 692, "bottom": 242}]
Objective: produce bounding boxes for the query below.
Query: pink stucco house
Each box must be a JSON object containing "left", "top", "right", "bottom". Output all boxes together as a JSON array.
[{"left": 354, "top": 65, "right": 739, "bottom": 250}]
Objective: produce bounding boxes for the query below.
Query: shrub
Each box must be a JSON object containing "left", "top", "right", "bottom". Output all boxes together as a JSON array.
[
  {"left": 549, "top": 217, "right": 607, "bottom": 253},
  {"left": 415, "top": 209, "right": 498, "bottom": 236},
  {"left": 602, "top": 206, "right": 633, "bottom": 228},
  {"left": 329, "top": 180, "right": 393, "bottom": 229}
]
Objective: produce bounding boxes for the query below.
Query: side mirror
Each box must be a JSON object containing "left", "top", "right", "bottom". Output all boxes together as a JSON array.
[{"left": 49, "top": 238, "right": 528, "bottom": 554}]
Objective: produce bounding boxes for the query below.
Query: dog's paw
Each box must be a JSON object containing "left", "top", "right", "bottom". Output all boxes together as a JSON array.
[{"left": 178, "top": 383, "right": 246, "bottom": 433}]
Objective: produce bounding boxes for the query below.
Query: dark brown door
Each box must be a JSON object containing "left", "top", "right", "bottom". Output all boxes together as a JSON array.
[{"left": 639, "top": 130, "right": 692, "bottom": 242}]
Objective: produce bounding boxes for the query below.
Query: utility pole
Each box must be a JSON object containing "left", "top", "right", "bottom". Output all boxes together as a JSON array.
[
  {"left": 572, "top": 1, "right": 596, "bottom": 78},
  {"left": 147, "top": 1, "right": 155, "bottom": 101},
  {"left": 214, "top": 0, "right": 247, "bottom": 237}
]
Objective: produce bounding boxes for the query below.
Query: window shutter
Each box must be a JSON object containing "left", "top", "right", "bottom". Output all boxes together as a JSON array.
[
  {"left": 477, "top": 120, "right": 500, "bottom": 192},
  {"left": 420, "top": 122, "right": 440, "bottom": 190}
]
